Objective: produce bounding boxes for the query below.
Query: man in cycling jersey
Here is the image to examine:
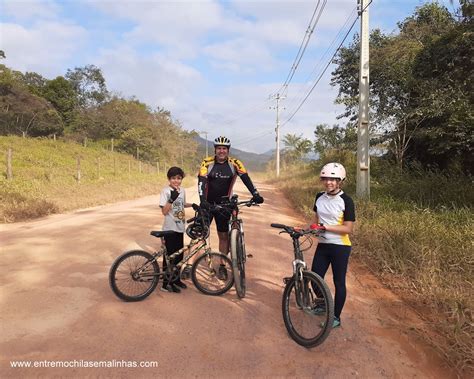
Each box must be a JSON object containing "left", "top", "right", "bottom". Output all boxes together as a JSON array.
[{"left": 198, "top": 136, "right": 264, "bottom": 270}]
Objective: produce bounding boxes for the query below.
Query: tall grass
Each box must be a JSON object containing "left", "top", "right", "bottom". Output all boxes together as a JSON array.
[
  {"left": 0, "top": 136, "right": 176, "bottom": 222},
  {"left": 270, "top": 159, "right": 473, "bottom": 374}
]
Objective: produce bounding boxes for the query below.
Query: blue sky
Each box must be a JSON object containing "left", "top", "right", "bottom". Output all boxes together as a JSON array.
[{"left": 0, "top": 0, "right": 457, "bottom": 153}]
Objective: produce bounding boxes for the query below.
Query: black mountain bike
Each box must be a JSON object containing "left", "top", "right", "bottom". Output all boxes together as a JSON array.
[
  {"left": 212, "top": 195, "right": 258, "bottom": 298},
  {"left": 109, "top": 209, "right": 234, "bottom": 302},
  {"left": 271, "top": 223, "right": 334, "bottom": 348}
]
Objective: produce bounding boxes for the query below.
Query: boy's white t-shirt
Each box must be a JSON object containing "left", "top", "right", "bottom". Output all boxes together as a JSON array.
[{"left": 159, "top": 186, "right": 186, "bottom": 233}]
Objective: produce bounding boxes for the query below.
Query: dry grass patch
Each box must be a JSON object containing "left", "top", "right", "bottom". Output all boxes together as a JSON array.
[{"left": 269, "top": 163, "right": 474, "bottom": 376}]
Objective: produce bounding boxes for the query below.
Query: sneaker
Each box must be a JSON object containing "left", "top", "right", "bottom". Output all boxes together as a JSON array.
[
  {"left": 217, "top": 264, "right": 228, "bottom": 281},
  {"left": 174, "top": 281, "right": 187, "bottom": 289},
  {"left": 320, "top": 317, "right": 341, "bottom": 329},
  {"left": 160, "top": 284, "right": 172, "bottom": 292},
  {"left": 170, "top": 284, "right": 181, "bottom": 293}
]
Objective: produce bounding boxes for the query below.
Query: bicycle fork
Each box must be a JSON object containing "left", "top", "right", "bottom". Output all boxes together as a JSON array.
[{"left": 292, "top": 260, "right": 311, "bottom": 310}]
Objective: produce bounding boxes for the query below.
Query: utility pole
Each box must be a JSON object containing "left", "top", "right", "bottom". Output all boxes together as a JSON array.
[
  {"left": 357, "top": 0, "right": 370, "bottom": 199},
  {"left": 200, "top": 131, "right": 209, "bottom": 157},
  {"left": 271, "top": 93, "right": 285, "bottom": 177}
]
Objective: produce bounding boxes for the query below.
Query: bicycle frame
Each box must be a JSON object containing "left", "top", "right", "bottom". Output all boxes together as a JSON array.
[
  {"left": 290, "top": 236, "right": 310, "bottom": 309},
  {"left": 136, "top": 238, "right": 209, "bottom": 280}
]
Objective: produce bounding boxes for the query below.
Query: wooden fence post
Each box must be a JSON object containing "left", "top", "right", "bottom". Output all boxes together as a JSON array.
[
  {"left": 156, "top": 162, "right": 159, "bottom": 174},
  {"left": 84, "top": 137, "right": 87, "bottom": 147},
  {"left": 114, "top": 157, "right": 117, "bottom": 176},
  {"left": 6, "top": 148, "right": 13, "bottom": 180},
  {"left": 76, "top": 156, "right": 81, "bottom": 183}
]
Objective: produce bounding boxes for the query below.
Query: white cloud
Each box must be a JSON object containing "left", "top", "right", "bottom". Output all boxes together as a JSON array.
[
  {"left": 204, "top": 38, "right": 275, "bottom": 73},
  {"left": 1, "top": 21, "right": 87, "bottom": 77},
  {"left": 91, "top": 0, "right": 225, "bottom": 59},
  {"left": 96, "top": 45, "right": 203, "bottom": 111},
  {"left": 0, "top": 0, "right": 375, "bottom": 154},
  {"left": 2, "top": 0, "right": 60, "bottom": 21}
]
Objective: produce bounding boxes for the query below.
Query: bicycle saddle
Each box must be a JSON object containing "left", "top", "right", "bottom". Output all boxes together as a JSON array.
[{"left": 150, "top": 230, "right": 177, "bottom": 238}]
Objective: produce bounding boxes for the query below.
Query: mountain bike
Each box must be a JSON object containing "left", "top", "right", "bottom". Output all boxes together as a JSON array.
[
  {"left": 212, "top": 195, "right": 258, "bottom": 298},
  {"left": 271, "top": 223, "right": 334, "bottom": 348},
  {"left": 109, "top": 209, "right": 234, "bottom": 302}
]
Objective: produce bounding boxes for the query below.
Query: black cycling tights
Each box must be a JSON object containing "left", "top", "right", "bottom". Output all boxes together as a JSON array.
[{"left": 311, "top": 243, "right": 351, "bottom": 319}]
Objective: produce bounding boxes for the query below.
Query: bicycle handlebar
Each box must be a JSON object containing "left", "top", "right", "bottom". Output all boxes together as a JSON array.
[{"left": 271, "top": 223, "right": 322, "bottom": 237}]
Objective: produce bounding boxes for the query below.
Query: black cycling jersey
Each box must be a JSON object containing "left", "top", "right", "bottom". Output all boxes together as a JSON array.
[{"left": 198, "top": 156, "right": 256, "bottom": 203}]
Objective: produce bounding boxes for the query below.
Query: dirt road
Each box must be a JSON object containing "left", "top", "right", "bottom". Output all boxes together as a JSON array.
[{"left": 0, "top": 181, "right": 455, "bottom": 378}]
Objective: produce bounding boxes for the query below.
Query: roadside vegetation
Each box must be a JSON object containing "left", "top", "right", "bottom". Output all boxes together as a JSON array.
[
  {"left": 0, "top": 135, "right": 190, "bottom": 222},
  {"left": 269, "top": 3, "right": 473, "bottom": 375},
  {"left": 0, "top": 47, "right": 201, "bottom": 222}
]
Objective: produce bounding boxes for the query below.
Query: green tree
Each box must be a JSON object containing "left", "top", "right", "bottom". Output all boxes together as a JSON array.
[
  {"left": 65, "top": 65, "right": 109, "bottom": 108},
  {"left": 313, "top": 124, "right": 357, "bottom": 157},
  {"left": 42, "top": 76, "right": 77, "bottom": 127},
  {"left": 0, "top": 85, "right": 62, "bottom": 137},
  {"left": 406, "top": 13, "right": 473, "bottom": 170},
  {"left": 331, "top": 3, "right": 471, "bottom": 171},
  {"left": 283, "top": 133, "right": 312, "bottom": 163},
  {"left": 20, "top": 72, "right": 47, "bottom": 96}
]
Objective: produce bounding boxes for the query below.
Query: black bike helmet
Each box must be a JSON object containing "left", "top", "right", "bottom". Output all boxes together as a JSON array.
[{"left": 186, "top": 221, "right": 210, "bottom": 240}]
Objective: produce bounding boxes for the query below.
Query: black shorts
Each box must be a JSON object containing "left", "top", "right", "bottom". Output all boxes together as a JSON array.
[{"left": 207, "top": 208, "right": 231, "bottom": 233}]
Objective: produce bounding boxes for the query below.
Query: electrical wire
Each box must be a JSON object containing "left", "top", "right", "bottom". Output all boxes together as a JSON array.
[
  {"left": 226, "top": 0, "right": 373, "bottom": 147},
  {"left": 280, "top": 13, "right": 359, "bottom": 127},
  {"left": 275, "top": 0, "right": 328, "bottom": 96},
  {"left": 282, "top": 6, "right": 357, "bottom": 115}
]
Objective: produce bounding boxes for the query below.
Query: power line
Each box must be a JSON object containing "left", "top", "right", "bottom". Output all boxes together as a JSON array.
[
  {"left": 280, "top": 13, "right": 359, "bottom": 127},
  {"left": 282, "top": 7, "right": 357, "bottom": 114},
  {"left": 275, "top": 0, "right": 328, "bottom": 96}
]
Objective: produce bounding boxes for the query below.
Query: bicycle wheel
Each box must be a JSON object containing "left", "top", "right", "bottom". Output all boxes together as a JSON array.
[
  {"left": 282, "top": 270, "right": 334, "bottom": 348},
  {"left": 109, "top": 250, "right": 160, "bottom": 302},
  {"left": 230, "top": 228, "right": 246, "bottom": 298},
  {"left": 191, "top": 252, "right": 234, "bottom": 296}
]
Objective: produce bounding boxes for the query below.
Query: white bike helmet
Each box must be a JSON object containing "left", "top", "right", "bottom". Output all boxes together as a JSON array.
[
  {"left": 320, "top": 162, "right": 346, "bottom": 181},
  {"left": 214, "top": 136, "right": 231, "bottom": 148}
]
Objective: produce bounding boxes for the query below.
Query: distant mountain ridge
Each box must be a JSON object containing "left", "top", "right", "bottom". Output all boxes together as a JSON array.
[{"left": 193, "top": 136, "right": 272, "bottom": 172}]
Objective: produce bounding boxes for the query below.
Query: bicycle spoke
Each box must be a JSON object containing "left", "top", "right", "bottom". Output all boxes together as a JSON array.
[
  {"left": 282, "top": 272, "right": 334, "bottom": 347},
  {"left": 109, "top": 250, "right": 159, "bottom": 301},
  {"left": 192, "top": 253, "right": 234, "bottom": 296}
]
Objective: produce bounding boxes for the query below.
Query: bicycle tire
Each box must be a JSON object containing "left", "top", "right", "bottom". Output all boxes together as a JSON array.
[
  {"left": 191, "top": 252, "right": 234, "bottom": 296},
  {"left": 230, "top": 228, "right": 246, "bottom": 298},
  {"left": 282, "top": 270, "right": 334, "bottom": 348},
  {"left": 109, "top": 250, "right": 160, "bottom": 302}
]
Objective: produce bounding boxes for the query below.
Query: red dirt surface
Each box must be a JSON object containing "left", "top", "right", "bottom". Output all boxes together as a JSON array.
[{"left": 0, "top": 181, "right": 456, "bottom": 378}]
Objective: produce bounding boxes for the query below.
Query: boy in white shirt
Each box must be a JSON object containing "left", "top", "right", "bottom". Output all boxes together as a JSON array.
[{"left": 159, "top": 167, "right": 193, "bottom": 293}]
